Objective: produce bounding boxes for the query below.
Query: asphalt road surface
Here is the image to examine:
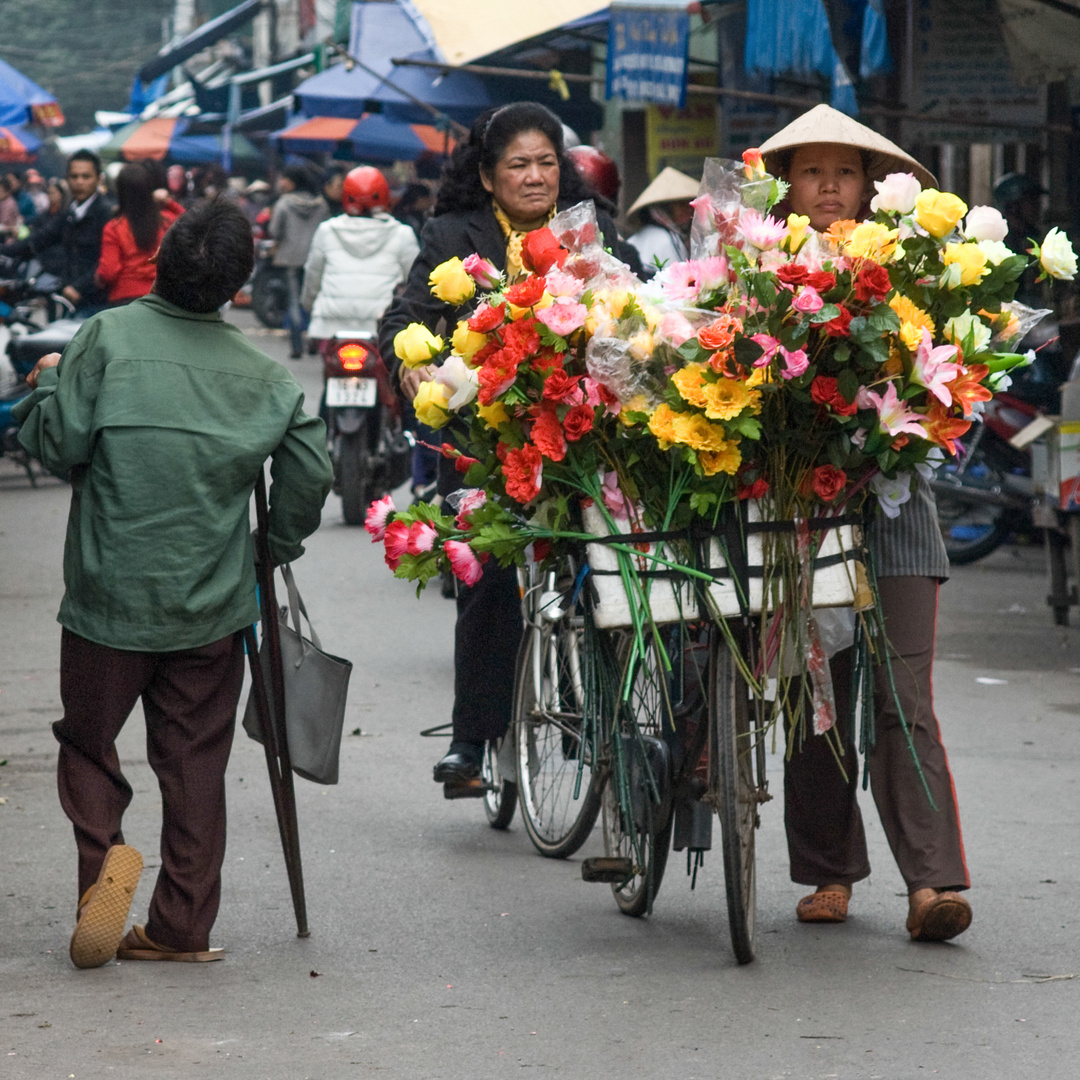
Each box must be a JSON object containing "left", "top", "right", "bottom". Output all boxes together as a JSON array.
[{"left": 2, "top": 310, "right": 1079, "bottom": 1079}]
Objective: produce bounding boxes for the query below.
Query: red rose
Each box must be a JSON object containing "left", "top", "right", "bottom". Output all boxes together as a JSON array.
[
  {"left": 530, "top": 405, "right": 567, "bottom": 461},
  {"left": 542, "top": 369, "right": 582, "bottom": 403},
  {"left": 811, "top": 376, "right": 840, "bottom": 406},
  {"left": 501, "top": 443, "right": 543, "bottom": 502},
  {"left": 812, "top": 464, "right": 847, "bottom": 503},
  {"left": 501, "top": 318, "right": 541, "bottom": 358},
  {"left": 521, "top": 228, "right": 568, "bottom": 275},
  {"left": 853, "top": 261, "right": 891, "bottom": 303},
  {"left": 737, "top": 477, "right": 770, "bottom": 500},
  {"left": 468, "top": 303, "right": 506, "bottom": 332},
  {"left": 531, "top": 537, "right": 553, "bottom": 562},
  {"left": 562, "top": 402, "right": 595, "bottom": 442},
  {"left": 806, "top": 270, "right": 837, "bottom": 294},
  {"left": 775, "top": 264, "right": 810, "bottom": 288},
  {"left": 504, "top": 275, "right": 546, "bottom": 308},
  {"left": 821, "top": 305, "right": 852, "bottom": 337}
]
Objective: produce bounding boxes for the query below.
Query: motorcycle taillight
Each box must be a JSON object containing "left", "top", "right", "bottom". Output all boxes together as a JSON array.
[{"left": 337, "top": 343, "right": 368, "bottom": 370}]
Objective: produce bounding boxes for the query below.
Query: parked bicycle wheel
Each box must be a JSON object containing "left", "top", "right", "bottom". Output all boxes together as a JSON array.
[
  {"left": 482, "top": 733, "right": 517, "bottom": 830},
  {"left": 709, "top": 627, "right": 761, "bottom": 964},
  {"left": 600, "top": 631, "right": 674, "bottom": 917},
  {"left": 515, "top": 591, "right": 602, "bottom": 858}
]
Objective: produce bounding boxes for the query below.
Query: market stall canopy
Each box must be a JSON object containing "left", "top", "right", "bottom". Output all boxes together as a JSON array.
[
  {"left": 402, "top": 0, "right": 608, "bottom": 66},
  {"left": 137, "top": 0, "right": 262, "bottom": 84},
  {"left": 272, "top": 112, "right": 455, "bottom": 161},
  {"left": 0, "top": 124, "right": 42, "bottom": 163},
  {"left": 294, "top": 0, "right": 490, "bottom": 124},
  {"left": 0, "top": 57, "right": 64, "bottom": 128},
  {"left": 101, "top": 117, "right": 260, "bottom": 165},
  {"left": 998, "top": 0, "right": 1080, "bottom": 84}
]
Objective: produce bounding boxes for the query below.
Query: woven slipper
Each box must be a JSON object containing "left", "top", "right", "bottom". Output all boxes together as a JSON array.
[
  {"left": 116, "top": 923, "right": 224, "bottom": 963},
  {"left": 907, "top": 891, "right": 972, "bottom": 942},
  {"left": 796, "top": 890, "right": 849, "bottom": 923},
  {"left": 69, "top": 844, "right": 143, "bottom": 969}
]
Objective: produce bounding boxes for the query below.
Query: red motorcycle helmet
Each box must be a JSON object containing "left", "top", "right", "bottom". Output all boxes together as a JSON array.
[
  {"left": 566, "top": 145, "right": 620, "bottom": 203},
  {"left": 342, "top": 166, "right": 391, "bottom": 215}
]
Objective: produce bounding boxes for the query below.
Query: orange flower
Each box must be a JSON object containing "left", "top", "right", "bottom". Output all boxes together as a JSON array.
[
  {"left": 697, "top": 313, "right": 742, "bottom": 351},
  {"left": 949, "top": 363, "right": 993, "bottom": 418},
  {"left": 822, "top": 218, "right": 858, "bottom": 248},
  {"left": 923, "top": 399, "right": 972, "bottom": 456}
]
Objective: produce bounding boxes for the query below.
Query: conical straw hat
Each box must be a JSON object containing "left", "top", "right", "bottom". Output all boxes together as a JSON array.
[
  {"left": 627, "top": 166, "right": 701, "bottom": 216},
  {"left": 758, "top": 104, "right": 937, "bottom": 190}
]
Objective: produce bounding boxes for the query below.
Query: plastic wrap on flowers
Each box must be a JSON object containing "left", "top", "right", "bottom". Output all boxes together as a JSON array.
[
  {"left": 990, "top": 301, "right": 1053, "bottom": 349},
  {"left": 550, "top": 200, "right": 641, "bottom": 291},
  {"left": 689, "top": 157, "right": 751, "bottom": 259},
  {"left": 585, "top": 334, "right": 666, "bottom": 410}
]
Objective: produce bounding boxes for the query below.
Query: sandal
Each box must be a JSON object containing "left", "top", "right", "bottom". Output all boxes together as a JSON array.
[
  {"left": 69, "top": 844, "right": 143, "bottom": 969},
  {"left": 796, "top": 890, "right": 849, "bottom": 923},
  {"left": 907, "top": 891, "right": 972, "bottom": 942},
  {"left": 116, "top": 924, "right": 225, "bottom": 963}
]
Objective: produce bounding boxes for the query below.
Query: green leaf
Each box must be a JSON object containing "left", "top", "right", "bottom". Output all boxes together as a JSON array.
[
  {"left": 733, "top": 336, "right": 764, "bottom": 365},
  {"left": 866, "top": 305, "right": 901, "bottom": 333},
  {"left": 536, "top": 323, "right": 568, "bottom": 351},
  {"left": 837, "top": 368, "right": 860, "bottom": 405},
  {"left": 809, "top": 303, "right": 841, "bottom": 324}
]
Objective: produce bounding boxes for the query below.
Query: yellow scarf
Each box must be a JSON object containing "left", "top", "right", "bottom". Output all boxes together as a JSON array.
[{"left": 493, "top": 201, "right": 556, "bottom": 281}]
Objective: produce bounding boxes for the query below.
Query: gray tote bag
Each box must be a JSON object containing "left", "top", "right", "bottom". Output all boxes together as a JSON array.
[{"left": 243, "top": 564, "right": 352, "bottom": 785}]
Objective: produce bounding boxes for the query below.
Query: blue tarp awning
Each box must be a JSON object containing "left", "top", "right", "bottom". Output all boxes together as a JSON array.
[{"left": 0, "top": 57, "right": 63, "bottom": 128}]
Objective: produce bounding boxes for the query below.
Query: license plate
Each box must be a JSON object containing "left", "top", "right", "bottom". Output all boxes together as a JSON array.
[{"left": 326, "top": 378, "right": 377, "bottom": 408}]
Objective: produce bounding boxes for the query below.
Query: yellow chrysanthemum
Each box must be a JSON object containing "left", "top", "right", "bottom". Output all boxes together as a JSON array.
[
  {"left": 698, "top": 441, "right": 742, "bottom": 476},
  {"left": 889, "top": 293, "right": 935, "bottom": 352},
  {"left": 672, "top": 364, "right": 709, "bottom": 408},
  {"left": 746, "top": 366, "right": 771, "bottom": 388},
  {"left": 647, "top": 403, "right": 680, "bottom": 446},
  {"left": 702, "top": 378, "right": 753, "bottom": 421},
  {"left": 844, "top": 221, "right": 899, "bottom": 263},
  {"left": 670, "top": 412, "right": 730, "bottom": 453}
]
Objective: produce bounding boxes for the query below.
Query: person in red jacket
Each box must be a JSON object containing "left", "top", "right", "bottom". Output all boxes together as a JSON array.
[{"left": 96, "top": 163, "right": 183, "bottom": 305}]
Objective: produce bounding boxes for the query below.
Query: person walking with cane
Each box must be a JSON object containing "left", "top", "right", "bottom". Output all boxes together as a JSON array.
[{"left": 14, "top": 198, "right": 333, "bottom": 968}]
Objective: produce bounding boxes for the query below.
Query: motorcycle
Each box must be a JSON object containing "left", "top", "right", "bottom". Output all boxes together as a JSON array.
[
  {"left": 320, "top": 333, "right": 412, "bottom": 525},
  {"left": 249, "top": 208, "right": 289, "bottom": 329},
  {"left": 932, "top": 321, "right": 1069, "bottom": 565}
]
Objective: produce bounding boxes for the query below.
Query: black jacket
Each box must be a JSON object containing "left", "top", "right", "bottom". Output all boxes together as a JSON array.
[
  {"left": 378, "top": 201, "right": 642, "bottom": 376},
  {"left": 1, "top": 193, "right": 112, "bottom": 303}
]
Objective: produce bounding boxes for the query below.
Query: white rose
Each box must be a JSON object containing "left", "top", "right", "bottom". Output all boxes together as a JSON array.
[
  {"left": 1037, "top": 227, "right": 1078, "bottom": 281},
  {"left": 963, "top": 205, "right": 1008, "bottom": 243},
  {"left": 434, "top": 354, "right": 479, "bottom": 410},
  {"left": 943, "top": 311, "right": 992, "bottom": 354},
  {"left": 870, "top": 471, "right": 913, "bottom": 519},
  {"left": 870, "top": 172, "right": 921, "bottom": 215},
  {"left": 977, "top": 239, "right": 1014, "bottom": 265}
]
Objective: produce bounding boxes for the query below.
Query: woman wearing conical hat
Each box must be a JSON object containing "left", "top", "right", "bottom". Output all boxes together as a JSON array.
[
  {"left": 626, "top": 166, "right": 701, "bottom": 274},
  {"left": 756, "top": 105, "right": 972, "bottom": 943}
]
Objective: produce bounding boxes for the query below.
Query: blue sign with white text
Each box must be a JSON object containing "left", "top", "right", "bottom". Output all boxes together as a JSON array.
[{"left": 606, "top": 5, "right": 691, "bottom": 108}]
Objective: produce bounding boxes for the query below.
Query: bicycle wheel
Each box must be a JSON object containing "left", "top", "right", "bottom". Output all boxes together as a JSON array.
[
  {"left": 482, "top": 732, "right": 517, "bottom": 830},
  {"left": 709, "top": 628, "right": 760, "bottom": 964},
  {"left": 516, "top": 614, "right": 602, "bottom": 858},
  {"left": 600, "top": 631, "right": 674, "bottom": 917}
]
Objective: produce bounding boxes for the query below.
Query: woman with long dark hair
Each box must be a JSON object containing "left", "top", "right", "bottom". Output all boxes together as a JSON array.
[
  {"left": 96, "top": 163, "right": 183, "bottom": 305},
  {"left": 379, "top": 102, "right": 639, "bottom": 793}
]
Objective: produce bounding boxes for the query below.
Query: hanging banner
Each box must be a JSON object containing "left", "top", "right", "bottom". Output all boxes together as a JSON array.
[
  {"left": 606, "top": 5, "right": 691, "bottom": 108},
  {"left": 646, "top": 98, "right": 718, "bottom": 178}
]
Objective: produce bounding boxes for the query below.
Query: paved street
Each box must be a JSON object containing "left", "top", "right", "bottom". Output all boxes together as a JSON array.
[{"left": 3, "top": 311, "right": 1080, "bottom": 1079}]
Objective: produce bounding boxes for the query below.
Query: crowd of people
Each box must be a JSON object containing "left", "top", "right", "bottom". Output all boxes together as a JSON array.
[{"left": 16, "top": 96, "right": 1071, "bottom": 971}]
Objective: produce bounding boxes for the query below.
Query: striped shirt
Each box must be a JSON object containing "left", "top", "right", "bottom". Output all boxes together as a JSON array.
[{"left": 867, "top": 475, "right": 949, "bottom": 580}]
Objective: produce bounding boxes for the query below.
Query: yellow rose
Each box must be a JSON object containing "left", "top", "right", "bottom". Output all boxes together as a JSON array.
[
  {"left": 784, "top": 213, "right": 810, "bottom": 251},
  {"left": 941, "top": 242, "right": 990, "bottom": 289},
  {"left": 394, "top": 323, "right": 444, "bottom": 369},
  {"left": 843, "top": 221, "right": 899, "bottom": 262},
  {"left": 476, "top": 400, "right": 509, "bottom": 429},
  {"left": 508, "top": 291, "right": 554, "bottom": 320},
  {"left": 428, "top": 257, "right": 476, "bottom": 305},
  {"left": 889, "top": 293, "right": 935, "bottom": 351},
  {"left": 451, "top": 321, "right": 488, "bottom": 364},
  {"left": 412, "top": 380, "right": 451, "bottom": 430},
  {"left": 702, "top": 378, "right": 753, "bottom": 421},
  {"left": 672, "top": 364, "right": 709, "bottom": 408},
  {"left": 914, "top": 189, "right": 968, "bottom": 239},
  {"left": 698, "top": 441, "right": 742, "bottom": 476}
]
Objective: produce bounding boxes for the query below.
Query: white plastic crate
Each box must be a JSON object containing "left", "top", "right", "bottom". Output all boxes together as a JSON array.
[{"left": 583, "top": 501, "right": 860, "bottom": 629}]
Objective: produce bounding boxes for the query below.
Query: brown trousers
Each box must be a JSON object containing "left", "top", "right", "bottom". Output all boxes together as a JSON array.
[
  {"left": 783, "top": 577, "right": 970, "bottom": 893},
  {"left": 55, "top": 629, "right": 245, "bottom": 952}
]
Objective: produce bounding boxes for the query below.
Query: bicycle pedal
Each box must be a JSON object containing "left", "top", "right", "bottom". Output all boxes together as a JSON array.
[
  {"left": 581, "top": 856, "right": 633, "bottom": 883},
  {"left": 443, "top": 779, "right": 492, "bottom": 799}
]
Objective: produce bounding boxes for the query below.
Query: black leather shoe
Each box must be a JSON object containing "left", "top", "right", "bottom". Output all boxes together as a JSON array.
[{"left": 433, "top": 750, "right": 481, "bottom": 784}]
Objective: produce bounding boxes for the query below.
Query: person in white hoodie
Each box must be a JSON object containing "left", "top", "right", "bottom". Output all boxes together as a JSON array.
[{"left": 301, "top": 167, "right": 419, "bottom": 348}]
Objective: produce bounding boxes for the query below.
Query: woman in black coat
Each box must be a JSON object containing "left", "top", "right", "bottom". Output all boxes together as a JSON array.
[{"left": 379, "top": 102, "right": 640, "bottom": 791}]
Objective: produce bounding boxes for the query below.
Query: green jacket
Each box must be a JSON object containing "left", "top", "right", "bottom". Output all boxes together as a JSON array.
[{"left": 14, "top": 294, "right": 333, "bottom": 651}]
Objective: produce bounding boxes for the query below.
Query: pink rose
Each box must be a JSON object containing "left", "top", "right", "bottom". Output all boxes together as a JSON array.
[
  {"left": 383, "top": 520, "right": 411, "bottom": 569},
  {"left": 444, "top": 539, "right": 484, "bottom": 586},
  {"left": 364, "top": 494, "right": 396, "bottom": 542},
  {"left": 657, "top": 310, "right": 695, "bottom": 347},
  {"left": 462, "top": 253, "right": 501, "bottom": 290},
  {"left": 536, "top": 297, "right": 587, "bottom": 337},
  {"left": 779, "top": 347, "right": 809, "bottom": 380},
  {"left": 792, "top": 286, "right": 824, "bottom": 314},
  {"left": 750, "top": 333, "right": 780, "bottom": 367},
  {"left": 406, "top": 521, "right": 437, "bottom": 556}
]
